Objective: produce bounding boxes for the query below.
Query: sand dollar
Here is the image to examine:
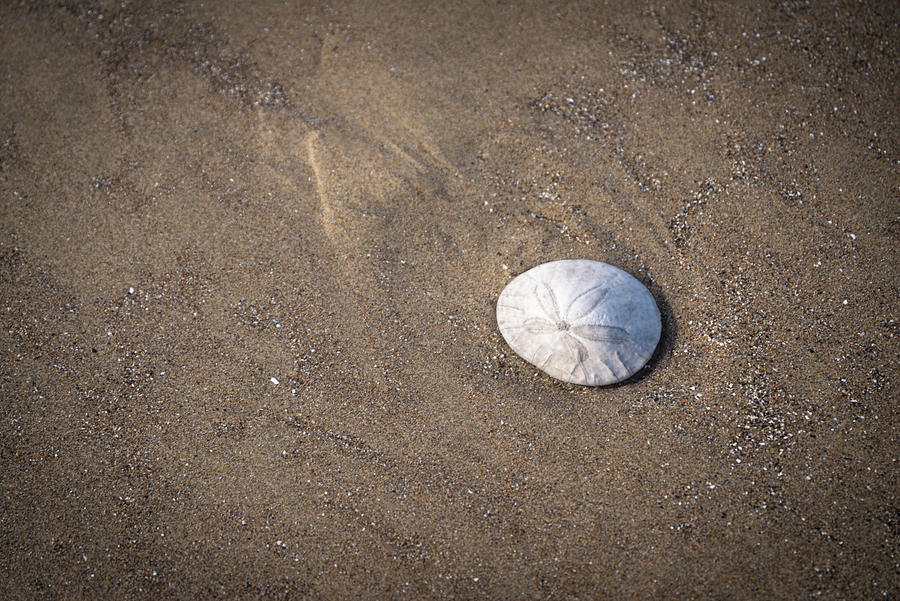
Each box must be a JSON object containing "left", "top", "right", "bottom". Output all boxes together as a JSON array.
[{"left": 496, "top": 259, "right": 661, "bottom": 386}]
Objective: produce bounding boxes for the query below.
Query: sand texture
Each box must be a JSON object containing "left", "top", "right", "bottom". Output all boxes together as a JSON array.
[{"left": 1, "top": 1, "right": 898, "bottom": 599}]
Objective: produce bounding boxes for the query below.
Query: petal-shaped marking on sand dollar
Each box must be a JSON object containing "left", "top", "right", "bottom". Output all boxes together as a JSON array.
[
  {"left": 515, "top": 317, "right": 559, "bottom": 335},
  {"left": 569, "top": 323, "right": 630, "bottom": 343},
  {"left": 560, "top": 334, "right": 590, "bottom": 379},
  {"left": 496, "top": 259, "right": 661, "bottom": 386},
  {"left": 529, "top": 277, "right": 563, "bottom": 323},
  {"left": 564, "top": 284, "right": 610, "bottom": 323}
]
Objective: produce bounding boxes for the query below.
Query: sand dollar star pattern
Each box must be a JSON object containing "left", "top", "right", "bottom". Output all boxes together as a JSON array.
[{"left": 496, "top": 259, "right": 662, "bottom": 386}]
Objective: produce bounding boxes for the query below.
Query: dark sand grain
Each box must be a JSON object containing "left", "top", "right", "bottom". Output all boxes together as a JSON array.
[{"left": 1, "top": 1, "right": 898, "bottom": 599}]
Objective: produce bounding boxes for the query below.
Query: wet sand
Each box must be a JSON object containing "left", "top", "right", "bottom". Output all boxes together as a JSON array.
[{"left": 1, "top": 1, "right": 898, "bottom": 599}]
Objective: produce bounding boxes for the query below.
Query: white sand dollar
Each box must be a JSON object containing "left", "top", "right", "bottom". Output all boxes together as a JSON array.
[{"left": 497, "top": 259, "right": 661, "bottom": 386}]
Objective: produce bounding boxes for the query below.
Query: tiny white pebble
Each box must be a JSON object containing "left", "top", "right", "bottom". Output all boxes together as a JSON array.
[
  {"left": 270, "top": 377, "right": 279, "bottom": 385},
  {"left": 128, "top": 287, "right": 134, "bottom": 294}
]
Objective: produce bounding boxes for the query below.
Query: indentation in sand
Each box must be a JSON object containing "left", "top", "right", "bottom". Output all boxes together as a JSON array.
[{"left": 304, "top": 130, "right": 342, "bottom": 246}]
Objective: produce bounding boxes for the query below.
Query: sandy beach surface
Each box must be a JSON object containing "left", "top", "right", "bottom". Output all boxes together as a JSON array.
[{"left": 1, "top": 1, "right": 897, "bottom": 599}]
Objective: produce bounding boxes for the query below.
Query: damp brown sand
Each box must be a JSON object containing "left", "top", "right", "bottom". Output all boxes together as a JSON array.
[{"left": 1, "top": 1, "right": 897, "bottom": 599}]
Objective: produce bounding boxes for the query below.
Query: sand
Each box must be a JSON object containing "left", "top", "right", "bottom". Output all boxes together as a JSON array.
[{"left": 1, "top": 1, "right": 897, "bottom": 599}]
